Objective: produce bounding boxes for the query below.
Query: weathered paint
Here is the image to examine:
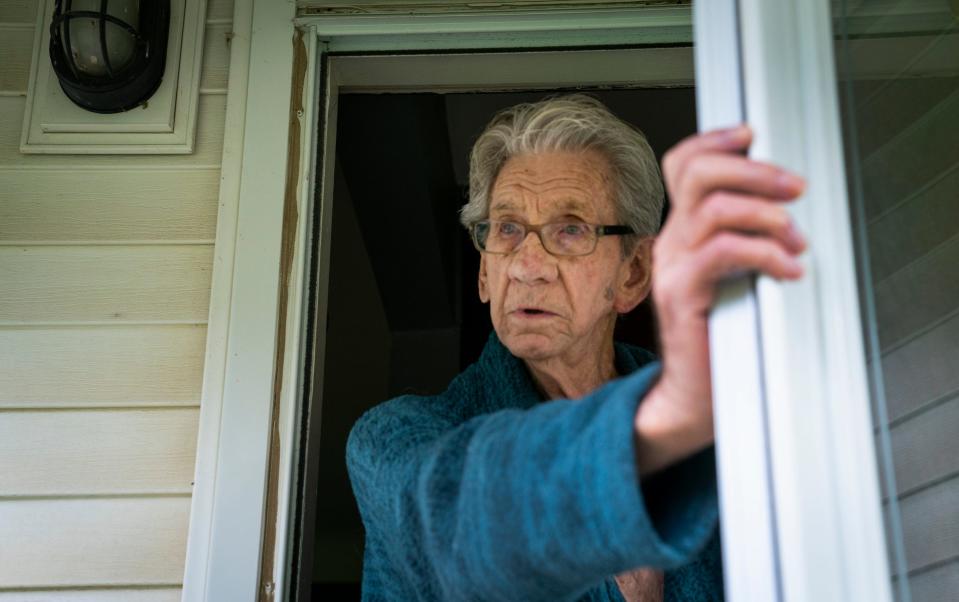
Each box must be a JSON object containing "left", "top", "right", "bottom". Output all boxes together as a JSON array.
[{"left": 258, "top": 27, "right": 310, "bottom": 602}]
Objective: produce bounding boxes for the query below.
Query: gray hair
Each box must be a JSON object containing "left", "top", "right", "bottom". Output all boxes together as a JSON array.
[{"left": 460, "top": 94, "right": 665, "bottom": 252}]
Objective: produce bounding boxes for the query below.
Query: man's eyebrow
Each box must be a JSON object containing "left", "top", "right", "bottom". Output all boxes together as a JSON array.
[
  {"left": 490, "top": 201, "right": 518, "bottom": 213},
  {"left": 555, "top": 198, "right": 591, "bottom": 213}
]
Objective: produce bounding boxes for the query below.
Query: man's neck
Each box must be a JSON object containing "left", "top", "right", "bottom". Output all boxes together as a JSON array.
[{"left": 524, "top": 342, "right": 617, "bottom": 400}]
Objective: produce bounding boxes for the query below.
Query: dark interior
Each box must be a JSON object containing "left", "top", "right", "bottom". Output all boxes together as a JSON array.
[{"left": 309, "top": 87, "right": 697, "bottom": 599}]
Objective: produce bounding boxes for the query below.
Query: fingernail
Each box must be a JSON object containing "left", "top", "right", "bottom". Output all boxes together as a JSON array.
[
  {"left": 786, "top": 256, "right": 804, "bottom": 277},
  {"left": 786, "top": 222, "right": 807, "bottom": 249},
  {"left": 721, "top": 125, "right": 750, "bottom": 147},
  {"left": 778, "top": 172, "right": 805, "bottom": 194}
]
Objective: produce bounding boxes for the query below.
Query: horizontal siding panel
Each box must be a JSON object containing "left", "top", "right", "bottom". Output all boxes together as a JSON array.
[
  {"left": 882, "top": 311, "right": 959, "bottom": 422},
  {"left": 0, "top": 408, "right": 199, "bottom": 496},
  {"left": 0, "top": 169, "right": 219, "bottom": 242},
  {"left": 890, "top": 394, "right": 959, "bottom": 496},
  {"left": 0, "top": 589, "right": 181, "bottom": 602},
  {"left": 0, "top": 23, "right": 231, "bottom": 94},
  {"left": 0, "top": 497, "right": 189, "bottom": 588},
  {"left": 874, "top": 233, "right": 959, "bottom": 348},
  {"left": 900, "top": 475, "right": 959, "bottom": 574},
  {"left": 909, "top": 560, "right": 959, "bottom": 602},
  {"left": 0, "top": 324, "right": 206, "bottom": 407},
  {"left": 0, "top": 245, "right": 213, "bottom": 323},
  {"left": 0, "top": 0, "right": 36, "bottom": 23},
  {"left": 862, "top": 90, "right": 959, "bottom": 219},
  {"left": 868, "top": 162, "right": 959, "bottom": 282},
  {"left": 0, "top": 26, "right": 31, "bottom": 93},
  {"left": 0, "top": 94, "right": 226, "bottom": 168}
]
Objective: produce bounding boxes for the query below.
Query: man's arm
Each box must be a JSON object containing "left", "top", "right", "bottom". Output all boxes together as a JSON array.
[{"left": 347, "top": 363, "right": 718, "bottom": 602}]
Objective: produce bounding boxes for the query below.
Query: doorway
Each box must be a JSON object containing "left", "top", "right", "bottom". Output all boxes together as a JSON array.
[
  {"left": 306, "top": 82, "right": 697, "bottom": 598},
  {"left": 273, "top": 44, "right": 700, "bottom": 601}
]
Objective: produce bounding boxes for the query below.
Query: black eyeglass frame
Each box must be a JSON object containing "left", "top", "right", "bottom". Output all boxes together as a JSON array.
[{"left": 469, "top": 219, "right": 635, "bottom": 257}]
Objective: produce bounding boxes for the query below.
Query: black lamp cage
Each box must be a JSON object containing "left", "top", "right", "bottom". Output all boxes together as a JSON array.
[{"left": 49, "top": 0, "right": 170, "bottom": 114}]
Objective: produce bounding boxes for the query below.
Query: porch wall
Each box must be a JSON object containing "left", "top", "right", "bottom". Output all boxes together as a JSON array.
[{"left": 0, "top": 1, "right": 233, "bottom": 599}]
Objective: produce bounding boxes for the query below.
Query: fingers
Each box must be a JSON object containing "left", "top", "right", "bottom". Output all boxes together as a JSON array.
[
  {"left": 663, "top": 125, "right": 805, "bottom": 214},
  {"left": 695, "top": 232, "right": 804, "bottom": 283},
  {"left": 654, "top": 227, "right": 803, "bottom": 310},
  {"left": 687, "top": 192, "right": 807, "bottom": 254},
  {"left": 658, "top": 125, "right": 807, "bottom": 281},
  {"left": 646, "top": 127, "right": 807, "bottom": 441},
  {"left": 671, "top": 154, "right": 805, "bottom": 213},
  {"left": 652, "top": 125, "right": 808, "bottom": 322},
  {"left": 662, "top": 126, "right": 753, "bottom": 184}
]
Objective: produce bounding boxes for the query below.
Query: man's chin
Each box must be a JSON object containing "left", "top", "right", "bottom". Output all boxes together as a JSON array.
[{"left": 499, "top": 331, "right": 563, "bottom": 362}]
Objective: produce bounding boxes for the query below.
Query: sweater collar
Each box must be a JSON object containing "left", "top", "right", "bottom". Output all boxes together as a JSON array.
[{"left": 476, "top": 331, "right": 653, "bottom": 410}]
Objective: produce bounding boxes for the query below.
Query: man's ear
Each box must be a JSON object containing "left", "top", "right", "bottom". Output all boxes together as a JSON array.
[
  {"left": 478, "top": 254, "right": 490, "bottom": 303},
  {"left": 613, "top": 237, "right": 653, "bottom": 314}
]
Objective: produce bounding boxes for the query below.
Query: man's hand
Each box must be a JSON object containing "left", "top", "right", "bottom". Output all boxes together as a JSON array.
[{"left": 634, "top": 125, "right": 807, "bottom": 475}]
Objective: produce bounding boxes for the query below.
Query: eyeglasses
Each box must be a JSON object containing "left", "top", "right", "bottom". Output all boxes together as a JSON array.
[{"left": 469, "top": 219, "right": 634, "bottom": 257}]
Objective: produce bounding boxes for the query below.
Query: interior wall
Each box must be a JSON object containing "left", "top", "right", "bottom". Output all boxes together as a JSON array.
[
  {"left": 0, "top": 1, "right": 233, "bottom": 599},
  {"left": 312, "top": 162, "right": 392, "bottom": 583}
]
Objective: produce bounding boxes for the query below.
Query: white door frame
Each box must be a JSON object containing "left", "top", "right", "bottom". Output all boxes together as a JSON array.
[
  {"left": 284, "top": 43, "right": 699, "bottom": 602},
  {"left": 182, "top": 5, "right": 697, "bottom": 601},
  {"left": 181, "top": 1, "right": 299, "bottom": 600},
  {"left": 694, "top": 1, "right": 781, "bottom": 599},
  {"left": 181, "top": 1, "right": 895, "bottom": 600}
]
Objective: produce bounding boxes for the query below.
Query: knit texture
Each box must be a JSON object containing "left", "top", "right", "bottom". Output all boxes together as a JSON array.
[{"left": 347, "top": 333, "right": 723, "bottom": 601}]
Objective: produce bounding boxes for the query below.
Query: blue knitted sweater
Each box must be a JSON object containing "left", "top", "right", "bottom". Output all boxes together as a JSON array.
[{"left": 346, "top": 333, "right": 723, "bottom": 601}]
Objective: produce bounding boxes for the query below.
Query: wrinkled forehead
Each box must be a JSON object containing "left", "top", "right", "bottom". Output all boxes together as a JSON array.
[
  {"left": 488, "top": 150, "right": 617, "bottom": 222},
  {"left": 490, "top": 197, "right": 596, "bottom": 216}
]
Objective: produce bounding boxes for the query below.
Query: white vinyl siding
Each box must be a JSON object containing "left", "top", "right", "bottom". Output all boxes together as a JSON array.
[
  {"left": 0, "top": 170, "right": 219, "bottom": 242},
  {"left": 0, "top": 0, "right": 233, "bottom": 598},
  {"left": 0, "top": 325, "right": 206, "bottom": 407},
  {"left": 0, "top": 246, "right": 213, "bottom": 323},
  {"left": 0, "top": 592, "right": 182, "bottom": 602},
  {"left": 0, "top": 498, "right": 192, "bottom": 587},
  {"left": 0, "top": 408, "right": 200, "bottom": 495}
]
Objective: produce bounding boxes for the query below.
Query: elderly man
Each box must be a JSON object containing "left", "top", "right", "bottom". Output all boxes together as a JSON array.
[{"left": 347, "top": 95, "right": 805, "bottom": 601}]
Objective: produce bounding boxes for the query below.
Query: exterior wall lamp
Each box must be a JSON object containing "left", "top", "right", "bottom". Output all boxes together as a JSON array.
[
  {"left": 49, "top": 0, "right": 171, "bottom": 114},
  {"left": 21, "top": 0, "right": 207, "bottom": 154}
]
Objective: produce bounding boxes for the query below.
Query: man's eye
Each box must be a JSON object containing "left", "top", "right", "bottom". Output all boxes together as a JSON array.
[
  {"left": 498, "top": 222, "right": 521, "bottom": 235},
  {"left": 560, "top": 224, "right": 587, "bottom": 236}
]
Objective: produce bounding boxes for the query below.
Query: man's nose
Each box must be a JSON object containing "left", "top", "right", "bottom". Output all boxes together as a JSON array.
[{"left": 507, "top": 232, "right": 558, "bottom": 284}]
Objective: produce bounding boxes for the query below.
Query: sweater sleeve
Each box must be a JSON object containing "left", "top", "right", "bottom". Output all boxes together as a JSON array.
[{"left": 346, "top": 361, "right": 719, "bottom": 602}]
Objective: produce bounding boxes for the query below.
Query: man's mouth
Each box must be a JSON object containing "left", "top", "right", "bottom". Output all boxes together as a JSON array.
[{"left": 515, "top": 307, "right": 555, "bottom": 317}]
